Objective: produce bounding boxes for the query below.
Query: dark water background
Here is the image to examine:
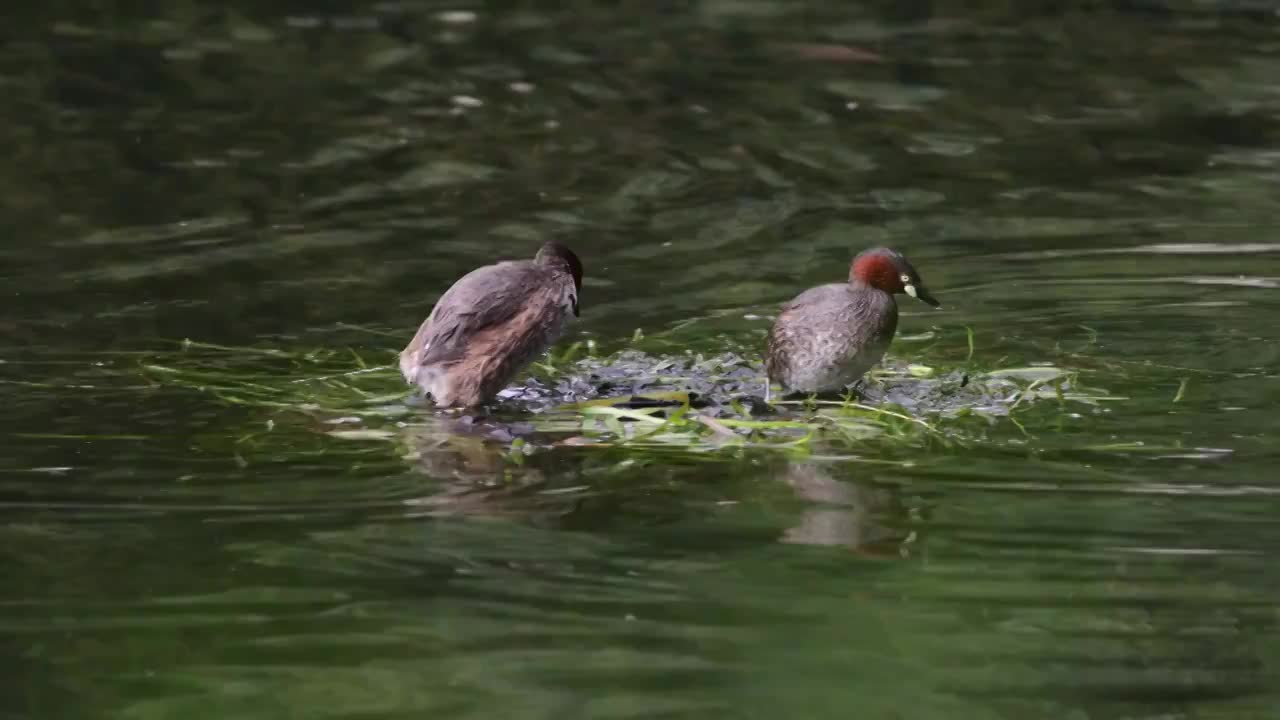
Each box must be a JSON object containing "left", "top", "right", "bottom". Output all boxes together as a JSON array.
[{"left": 5, "top": 1, "right": 1280, "bottom": 718}]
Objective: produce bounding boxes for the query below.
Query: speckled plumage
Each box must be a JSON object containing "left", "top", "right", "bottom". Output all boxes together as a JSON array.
[
  {"left": 400, "top": 243, "right": 581, "bottom": 408},
  {"left": 765, "top": 247, "right": 939, "bottom": 397},
  {"left": 766, "top": 284, "right": 898, "bottom": 394}
]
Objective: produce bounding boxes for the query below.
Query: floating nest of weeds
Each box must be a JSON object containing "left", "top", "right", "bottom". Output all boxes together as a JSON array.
[{"left": 138, "top": 339, "right": 1123, "bottom": 454}]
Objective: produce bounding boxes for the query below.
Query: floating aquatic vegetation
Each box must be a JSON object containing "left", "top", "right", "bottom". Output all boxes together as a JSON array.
[{"left": 133, "top": 334, "right": 1120, "bottom": 459}]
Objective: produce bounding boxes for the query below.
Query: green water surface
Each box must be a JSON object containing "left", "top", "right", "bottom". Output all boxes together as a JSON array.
[{"left": 4, "top": 1, "right": 1280, "bottom": 718}]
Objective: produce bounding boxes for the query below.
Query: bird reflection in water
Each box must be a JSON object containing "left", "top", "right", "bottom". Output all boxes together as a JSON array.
[
  {"left": 393, "top": 414, "right": 917, "bottom": 558},
  {"left": 397, "top": 414, "right": 560, "bottom": 520},
  {"left": 780, "top": 461, "right": 916, "bottom": 557}
]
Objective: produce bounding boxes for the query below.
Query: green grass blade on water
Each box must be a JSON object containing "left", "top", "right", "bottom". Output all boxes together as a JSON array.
[{"left": 130, "top": 336, "right": 1120, "bottom": 457}]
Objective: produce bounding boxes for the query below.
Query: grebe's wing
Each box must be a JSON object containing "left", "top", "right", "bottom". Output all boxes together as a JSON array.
[{"left": 401, "top": 261, "right": 543, "bottom": 369}]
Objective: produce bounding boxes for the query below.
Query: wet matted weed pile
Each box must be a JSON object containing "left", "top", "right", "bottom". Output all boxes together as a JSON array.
[{"left": 135, "top": 340, "right": 1121, "bottom": 456}]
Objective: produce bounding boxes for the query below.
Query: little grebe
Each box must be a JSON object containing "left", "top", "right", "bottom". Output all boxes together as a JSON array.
[
  {"left": 765, "top": 247, "right": 939, "bottom": 398},
  {"left": 399, "top": 241, "right": 583, "bottom": 408}
]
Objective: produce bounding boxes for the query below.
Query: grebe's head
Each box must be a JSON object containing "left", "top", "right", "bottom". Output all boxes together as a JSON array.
[
  {"left": 536, "top": 241, "right": 583, "bottom": 292},
  {"left": 849, "top": 247, "right": 940, "bottom": 307}
]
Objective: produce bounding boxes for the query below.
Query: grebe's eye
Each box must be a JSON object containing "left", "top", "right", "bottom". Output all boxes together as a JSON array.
[{"left": 900, "top": 273, "right": 911, "bottom": 284}]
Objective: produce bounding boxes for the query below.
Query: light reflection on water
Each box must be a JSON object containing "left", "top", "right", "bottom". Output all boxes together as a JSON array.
[{"left": 3, "top": 0, "right": 1280, "bottom": 718}]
